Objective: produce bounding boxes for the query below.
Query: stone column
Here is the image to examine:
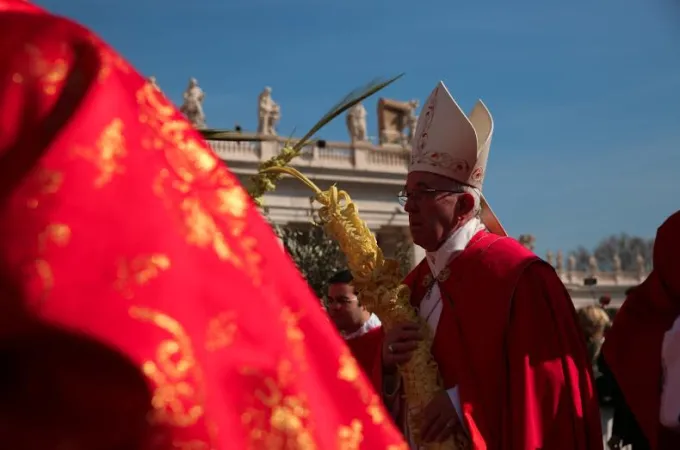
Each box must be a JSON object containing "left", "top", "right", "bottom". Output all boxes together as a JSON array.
[{"left": 375, "top": 227, "right": 400, "bottom": 259}]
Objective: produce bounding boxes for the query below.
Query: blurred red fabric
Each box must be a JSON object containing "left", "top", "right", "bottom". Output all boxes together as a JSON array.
[{"left": 0, "top": 1, "right": 407, "bottom": 448}]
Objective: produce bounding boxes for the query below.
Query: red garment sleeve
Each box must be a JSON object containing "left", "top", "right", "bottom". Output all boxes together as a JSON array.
[
  {"left": 345, "top": 327, "right": 385, "bottom": 392},
  {"left": 504, "top": 263, "right": 603, "bottom": 450}
]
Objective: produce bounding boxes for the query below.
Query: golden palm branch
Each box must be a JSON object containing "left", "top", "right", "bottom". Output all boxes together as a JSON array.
[{"left": 260, "top": 166, "right": 470, "bottom": 450}]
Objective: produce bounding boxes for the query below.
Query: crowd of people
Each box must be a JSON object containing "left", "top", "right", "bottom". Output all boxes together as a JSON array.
[{"left": 0, "top": 1, "right": 677, "bottom": 449}]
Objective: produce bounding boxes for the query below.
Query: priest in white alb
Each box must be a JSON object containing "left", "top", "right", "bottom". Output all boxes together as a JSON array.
[{"left": 376, "top": 81, "right": 603, "bottom": 449}]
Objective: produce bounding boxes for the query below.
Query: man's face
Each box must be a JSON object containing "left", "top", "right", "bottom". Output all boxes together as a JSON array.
[
  {"left": 326, "top": 282, "right": 364, "bottom": 333},
  {"left": 403, "top": 171, "right": 470, "bottom": 252}
]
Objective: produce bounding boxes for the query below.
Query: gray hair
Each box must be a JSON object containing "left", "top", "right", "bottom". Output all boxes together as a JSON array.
[{"left": 449, "top": 180, "right": 482, "bottom": 218}]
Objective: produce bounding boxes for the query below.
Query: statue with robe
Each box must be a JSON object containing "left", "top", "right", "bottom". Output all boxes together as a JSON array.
[
  {"left": 179, "top": 77, "right": 206, "bottom": 129},
  {"left": 257, "top": 86, "right": 280, "bottom": 136}
]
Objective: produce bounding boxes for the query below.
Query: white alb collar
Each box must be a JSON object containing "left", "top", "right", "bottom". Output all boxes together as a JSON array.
[
  {"left": 343, "top": 313, "right": 382, "bottom": 340},
  {"left": 426, "top": 217, "right": 484, "bottom": 277}
]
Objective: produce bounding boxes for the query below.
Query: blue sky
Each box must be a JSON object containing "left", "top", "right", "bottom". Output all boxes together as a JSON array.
[{"left": 37, "top": 0, "right": 680, "bottom": 257}]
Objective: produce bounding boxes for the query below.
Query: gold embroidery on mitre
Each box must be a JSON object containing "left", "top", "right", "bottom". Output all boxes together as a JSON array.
[
  {"left": 240, "top": 360, "right": 317, "bottom": 450},
  {"left": 115, "top": 254, "right": 171, "bottom": 299},
  {"left": 137, "top": 82, "right": 261, "bottom": 283},
  {"left": 74, "top": 118, "right": 127, "bottom": 187},
  {"left": 205, "top": 311, "right": 237, "bottom": 352},
  {"left": 24, "top": 43, "right": 68, "bottom": 96},
  {"left": 337, "top": 420, "right": 363, "bottom": 450},
  {"left": 129, "top": 306, "right": 205, "bottom": 428}
]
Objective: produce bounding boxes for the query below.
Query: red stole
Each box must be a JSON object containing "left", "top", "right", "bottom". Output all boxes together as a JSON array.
[
  {"left": 403, "top": 230, "right": 600, "bottom": 449},
  {"left": 346, "top": 326, "right": 384, "bottom": 392}
]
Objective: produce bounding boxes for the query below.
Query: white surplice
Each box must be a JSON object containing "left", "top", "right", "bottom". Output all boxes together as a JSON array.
[
  {"left": 403, "top": 217, "right": 485, "bottom": 446},
  {"left": 343, "top": 313, "right": 382, "bottom": 341},
  {"left": 660, "top": 315, "right": 680, "bottom": 431}
]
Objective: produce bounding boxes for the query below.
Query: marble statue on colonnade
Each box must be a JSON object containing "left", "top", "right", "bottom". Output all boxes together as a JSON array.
[{"left": 180, "top": 77, "right": 206, "bottom": 129}]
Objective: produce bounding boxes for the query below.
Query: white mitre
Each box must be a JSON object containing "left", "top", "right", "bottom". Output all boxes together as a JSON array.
[{"left": 409, "top": 81, "right": 507, "bottom": 236}]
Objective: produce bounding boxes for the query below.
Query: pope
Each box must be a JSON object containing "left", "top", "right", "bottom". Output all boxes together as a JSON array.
[
  {"left": 0, "top": 1, "right": 407, "bottom": 449},
  {"left": 377, "top": 82, "right": 603, "bottom": 449}
]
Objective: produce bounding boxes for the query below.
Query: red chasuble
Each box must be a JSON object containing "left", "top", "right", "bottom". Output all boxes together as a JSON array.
[
  {"left": 402, "top": 230, "right": 603, "bottom": 449},
  {"left": 603, "top": 211, "right": 680, "bottom": 450},
  {"left": 346, "top": 326, "right": 385, "bottom": 392},
  {"left": 0, "top": 1, "right": 408, "bottom": 448}
]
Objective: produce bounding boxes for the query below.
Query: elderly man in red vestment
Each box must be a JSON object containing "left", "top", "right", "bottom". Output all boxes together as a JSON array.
[
  {"left": 379, "top": 81, "right": 603, "bottom": 449},
  {"left": 327, "top": 270, "right": 384, "bottom": 390},
  {"left": 0, "top": 1, "right": 408, "bottom": 448},
  {"left": 602, "top": 210, "right": 680, "bottom": 450}
]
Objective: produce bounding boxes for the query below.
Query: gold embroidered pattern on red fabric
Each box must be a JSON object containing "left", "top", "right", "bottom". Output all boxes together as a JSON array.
[
  {"left": 337, "top": 420, "right": 363, "bottom": 450},
  {"left": 74, "top": 118, "right": 127, "bottom": 187},
  {"left": 129, "top": 306, "right": 205, "bottom": 427},
  {"left": 115, "top": 254, "right": 171, "bottom": 299},
  {"left": 240, "top": 361, "right": 317, "bottom": 450},
  {"left": 24, "top": 43, "right": 68, "bottom": 96},
  {"left": 281, "top": 307, "right": 308, "bottom": 366},
  {"left": 128, "top": 306, "right": 217, "bottom": 449},
  {"left": 87, "top": 34, "right": 131, "bottom": 82},
  {"left": 337, "top": 349, "right": 385, "bottom": 425},
  {"left": 33, "top": 224, "right": 71, "bottom": 304},
  {"left": 205, "top": 311, "right": 237, "bottom": 352},
  {"left": 136, "top": 81, "right": 260, "bottom": 283},
  {"left": 26, "top": 168, "right": 63, "bottom": 209}
]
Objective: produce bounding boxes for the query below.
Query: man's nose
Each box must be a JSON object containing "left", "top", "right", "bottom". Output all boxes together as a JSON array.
[{"left": 404, "top": 195, "right": 417, "bottom": 213}]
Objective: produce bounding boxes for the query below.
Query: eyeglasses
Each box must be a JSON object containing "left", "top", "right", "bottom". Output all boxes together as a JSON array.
[
  {"left": 326, "top": 297, "right": 355, "bottom": 307},
  {"left": 397, "top": 188, "right": 463, "bottom": 207}
]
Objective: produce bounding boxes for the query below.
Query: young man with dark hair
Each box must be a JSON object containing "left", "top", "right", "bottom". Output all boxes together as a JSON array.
[{"left": 326, "top": 270, "right": 383, "bottom": 389}]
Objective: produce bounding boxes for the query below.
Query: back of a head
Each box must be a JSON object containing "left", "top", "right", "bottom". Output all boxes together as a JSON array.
[{"left": 577, "top": 305, "right": 611, "bottom": 340}]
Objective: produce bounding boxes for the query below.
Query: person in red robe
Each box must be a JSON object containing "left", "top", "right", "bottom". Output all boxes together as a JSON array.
[
  {"left": 327, "top": 270, "right": 384, "bottom": 390},
  {"left": 379, "top": 81, "right": 603, "bottom": 449},
  {"left": 0, "top": 1, "right": 408, "bottom": 448},
  {"left": 602, "top": 210, "right": 680, "bottom": 450}
]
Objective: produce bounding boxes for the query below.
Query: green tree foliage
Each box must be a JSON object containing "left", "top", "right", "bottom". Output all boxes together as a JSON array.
[
  {"left": 273, "top": 222, "right": 416, "bottom": 302},
  {"left": 394, "top": 239, "right": 415, "bottom": 278},
  {"left": 274, "top": 224, "right": 344, "bottom": 300},
  {"left": 570, "top": 233, "right": 654, "bottom": 271}
]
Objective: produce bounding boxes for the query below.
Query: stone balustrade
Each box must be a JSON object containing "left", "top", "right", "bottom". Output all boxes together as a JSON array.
[
  {"left": 207, "top": 135, "right": 409, "bottom": 174},
  {"left": 556, "top": 270, "right": 648, "bottom": 287}
]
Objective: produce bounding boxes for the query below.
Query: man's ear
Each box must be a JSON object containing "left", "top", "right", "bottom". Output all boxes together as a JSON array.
[{"left": 457, "top": 192, "right": 475, "bottom": 216}]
